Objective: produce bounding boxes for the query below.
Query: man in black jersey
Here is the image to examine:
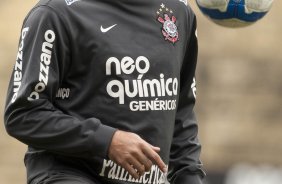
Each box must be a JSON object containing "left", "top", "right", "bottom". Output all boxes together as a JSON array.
[{"left": 4, "top": 0, "right": 205, "bottom": 183}]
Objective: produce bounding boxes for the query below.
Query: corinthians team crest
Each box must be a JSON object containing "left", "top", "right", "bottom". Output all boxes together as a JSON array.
[{"left": 157, "top": 3, "right": 179, "bottom": 44}]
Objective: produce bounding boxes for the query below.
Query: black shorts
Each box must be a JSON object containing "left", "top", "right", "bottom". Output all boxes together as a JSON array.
[{"left": 25, "top": 151, "right": 102, "bottom": 184}]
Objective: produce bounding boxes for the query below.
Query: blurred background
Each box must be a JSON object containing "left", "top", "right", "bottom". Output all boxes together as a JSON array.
[{"left": 0, "top": 1, "right": 281, "bottom": 183}]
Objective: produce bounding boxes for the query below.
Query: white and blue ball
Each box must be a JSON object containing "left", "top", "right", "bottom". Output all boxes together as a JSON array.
[{"left": 196, "top": 0, "right": 274, "bottom": 27}]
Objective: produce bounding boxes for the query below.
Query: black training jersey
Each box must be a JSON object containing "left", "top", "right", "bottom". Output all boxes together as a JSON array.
[{"left": 4, "top": 0, "right": 204, "bottom": 183}]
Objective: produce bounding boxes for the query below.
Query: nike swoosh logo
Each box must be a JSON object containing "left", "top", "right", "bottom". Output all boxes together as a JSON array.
[{"left": 100, "top": 24, "right": 117, "bottom": 33}]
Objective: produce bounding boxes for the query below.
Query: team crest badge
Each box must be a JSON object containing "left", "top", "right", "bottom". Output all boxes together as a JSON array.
[{"left": 156, "top": 3, "right": 179, "bottom": 44}]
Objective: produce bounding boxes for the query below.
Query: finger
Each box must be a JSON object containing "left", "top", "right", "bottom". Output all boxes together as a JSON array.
[
  {"left": 124, "top": 163, "right": 140, "bottom": 180},
  {"left": 135, "top": 152, "right": 153, "bottom": 172},
  {"left": 142, "top": 146, "right": 167, "bottom": 173},
  {"left": 151, "top": 146, "right": 160, "bottom": 152},
  {"left": 147, "top": 142, "right": 161, "bottom": 152},
  {"left": 141, "top": 158, "right": 153, "bottom": 172},
  {"left": 128, "top": 157, "right": 146, "bottom": 176}
]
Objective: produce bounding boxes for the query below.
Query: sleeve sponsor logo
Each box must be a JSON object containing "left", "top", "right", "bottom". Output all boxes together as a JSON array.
[
  {"left": 191, "top": 77, "right": 196, "bottom": 99},
  {"left": 99, "top": 159, "right": 168, "bottom": 184},
  {"left": 56, "top": 88, "right": 70, "bottom": 99},
  {"left": 28, "top": 30, "right": 56, "bottom": 101},
  {"left": 11, "top": 27, "right": 29, "bottom": 103},
  {"left": 105, "top": 56, "right": 178, "bottom": 111}
]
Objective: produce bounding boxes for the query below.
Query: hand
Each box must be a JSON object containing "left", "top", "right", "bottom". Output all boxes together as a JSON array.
[{"left": 108, "top": 130, "right": 167, "bottom": 179}]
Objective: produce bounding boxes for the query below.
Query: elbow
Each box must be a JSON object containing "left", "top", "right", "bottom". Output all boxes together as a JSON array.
[
  {"left": 4, "top": 114, "right": 17, "bottom": 138},
  {"left": 4, "top": 96, "right": 32, "bottom": 140},
  {"left": 4, "top": 107, "right": 22, "bottom": 139}
]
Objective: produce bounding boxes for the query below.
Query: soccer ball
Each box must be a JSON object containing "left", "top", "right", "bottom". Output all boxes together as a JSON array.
[{"left": 196, "top": 0, "right": 274, "bottom": 27}]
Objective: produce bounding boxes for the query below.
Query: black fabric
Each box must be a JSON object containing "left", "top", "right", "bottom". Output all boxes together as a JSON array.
[
  {"left": 4, "top": 0, "right": 204, "bottom": 183},
  {"left": 25, "top": 152, "right": 101, "bottom": 184}
]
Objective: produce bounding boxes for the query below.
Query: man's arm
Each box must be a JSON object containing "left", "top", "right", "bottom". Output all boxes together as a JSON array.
[
  {"left": 4, "top": 5, "right": 166, "bottom": 178},
  {"left": 168, "top": 15, "right": 205, "bottom": 184},
  {"left": 4, "top": 6, "right": 116, "bottom": 159}
]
